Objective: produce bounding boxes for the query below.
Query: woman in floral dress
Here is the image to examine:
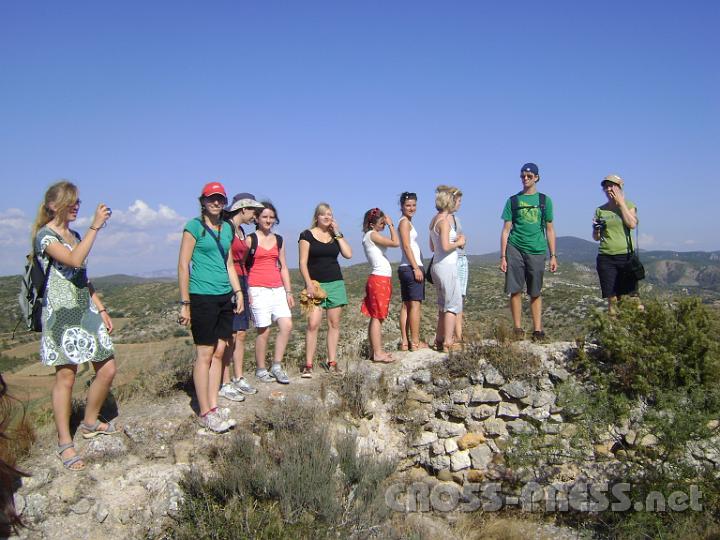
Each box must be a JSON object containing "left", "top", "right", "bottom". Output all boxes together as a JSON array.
[{"left": 32, "top": 180, "right": 116, "bottom": 471}]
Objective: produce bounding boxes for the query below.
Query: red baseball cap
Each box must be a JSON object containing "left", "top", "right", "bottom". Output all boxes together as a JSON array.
[{"left": 201, "top": 182, "right": 227, "bottom": 198}]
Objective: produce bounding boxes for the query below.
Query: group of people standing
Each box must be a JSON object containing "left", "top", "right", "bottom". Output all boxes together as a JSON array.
[{"left": 30, "top": 163, "right": 641, "bottom": 454}]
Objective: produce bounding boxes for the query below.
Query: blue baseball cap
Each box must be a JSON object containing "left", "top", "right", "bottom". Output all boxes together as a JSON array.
[{"left": 520, "top": 163, "right": 539, "bottom": 175}]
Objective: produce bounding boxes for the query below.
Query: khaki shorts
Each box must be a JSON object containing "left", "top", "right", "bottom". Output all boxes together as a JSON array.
[{"left": 504, "top": 243, "right": 545, "bottom": 297}]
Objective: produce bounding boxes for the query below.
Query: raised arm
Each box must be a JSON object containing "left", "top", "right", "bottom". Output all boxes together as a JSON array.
[{"left": 43, "top": 204, "right": 111, "bottom": 268}]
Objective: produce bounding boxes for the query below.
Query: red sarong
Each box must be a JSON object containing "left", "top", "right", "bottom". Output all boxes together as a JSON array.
[{"left": 361, "top": 275, "right": 392, "bottom": 320}]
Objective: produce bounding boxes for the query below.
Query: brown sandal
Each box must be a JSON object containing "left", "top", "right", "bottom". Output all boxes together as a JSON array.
[
  {"left": 398, "top": 342, "right": 409, "bottom": 351},
  {"left": 409, "top": 341, "right": 429, "bottom": 352}
]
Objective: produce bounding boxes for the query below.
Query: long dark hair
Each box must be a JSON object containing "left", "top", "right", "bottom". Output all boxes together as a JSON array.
[
  {"left": 0, "top": 373, "right": 29, "bottom": 537},
  {"left": 254, "top": 201, "right": 280, "bottom": 229}
]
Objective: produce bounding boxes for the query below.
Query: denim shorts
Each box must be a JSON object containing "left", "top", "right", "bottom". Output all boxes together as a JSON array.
[{"left": 398, "top": 265, "right": 425, "bottom": 302}]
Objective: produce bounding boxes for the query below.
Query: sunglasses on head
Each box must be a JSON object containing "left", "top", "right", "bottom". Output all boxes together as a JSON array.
[{"left": 401, "top": 192, "right": 417, "bottom": 201}]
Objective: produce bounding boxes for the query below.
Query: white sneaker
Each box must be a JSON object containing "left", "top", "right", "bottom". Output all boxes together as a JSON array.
[
  {"left": 270, "top": 364, "right": 290, "bottom": 384},
  {"left": 198, "top": 411, "right": 231, "bottom": 433},
  {"left": 219, "top": 382, "right": 246, "bottom": 402},
  {"left": 232, "top": 377, "right": 258, "bottom": 395},
  {"left": 216, "top": 407, "right": 237, "bottom": 428},
  {"left": 255, "top": 369, "right": 276, "bottom": 383}
]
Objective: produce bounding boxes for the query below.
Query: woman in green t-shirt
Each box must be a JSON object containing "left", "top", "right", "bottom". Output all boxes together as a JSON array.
[
  {"left": 178, "top": 182, "right": 244, "bottom": 433},
  {"left": 592, "top": 174, "right": 639, "bottom": 312}
]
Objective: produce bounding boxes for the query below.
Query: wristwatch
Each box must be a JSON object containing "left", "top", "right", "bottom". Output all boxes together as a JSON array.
[{"left": 334, "top": 232, "right": 344, "bottom": 239}]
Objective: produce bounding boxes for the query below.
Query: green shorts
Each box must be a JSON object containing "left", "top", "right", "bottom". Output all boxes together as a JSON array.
[{"left": 318, "top": 280, "right": 348, "bottom": 309}]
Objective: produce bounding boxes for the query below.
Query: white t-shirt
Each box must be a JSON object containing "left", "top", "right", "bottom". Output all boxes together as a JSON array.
[
  {"left": 398, "top": 216, "right": 423, "bottom": 268},
  {"left": 362, "top": 230, "right": 392, "bottom": 277}
]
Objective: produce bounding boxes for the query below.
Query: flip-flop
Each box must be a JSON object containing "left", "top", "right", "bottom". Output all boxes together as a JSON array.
[
  {"left": 398, "top": 342, "right": 409, "bottom": 351},
  {"left": 371, "top": 354, "right": 395, "bottom": 363},
  {"left": 57, "top": 442, "right": 85, "bottom": 471},
  {"left": 79, "top": 419, "right": 118, "bottom": 439}
]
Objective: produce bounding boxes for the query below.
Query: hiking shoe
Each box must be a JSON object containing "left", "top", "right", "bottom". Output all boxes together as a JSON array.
[
  {"left": 255, "top": 368, "right": 276, "bottom": 383},
  {"left": 512, "top": 327, "right": 525, "bottom": 341},
  {"left": 216, "top": 407, "right": 237, "bottom": 427},
  {"left": 270, "top": 364, "right": 290, "bottom": 384},
  {"left": 232, "top": 376, "right": 258, "bottom": 395},
  {"left": 219, "top": 383, "right": 246, "bottom": 402},
  {"left": 531, "top": 330, "right": 546, "bottom": 342},
  {"left": 198, "top": 411, "right": 231, "bottom": 433}
]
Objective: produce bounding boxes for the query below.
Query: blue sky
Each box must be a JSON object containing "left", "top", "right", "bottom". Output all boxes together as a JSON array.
[{"left": 1, "top": 1, "right": 718, "bottom": 276}]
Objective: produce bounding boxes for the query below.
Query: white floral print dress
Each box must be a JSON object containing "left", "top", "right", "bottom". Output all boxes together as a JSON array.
[{"left": 35, "top": 226, "right": 114, "bottom": 366}]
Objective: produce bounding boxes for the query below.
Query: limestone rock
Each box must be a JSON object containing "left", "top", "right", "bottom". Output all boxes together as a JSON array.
[
  {"left": 532, "top": 391, "right": 557, "bottom": 408},
  {"left": 84, "top": 435, "right": 128, "bottom": 459},
  {"left": 450, "top": 450, "right": 471, "bottom": 471},
  {"left": 470, "top": 443, "right": 493, "bottom": 469},
  {"left": 445, "top": 438, "right": 459, "bottom": 454},
  {"left": 70, "top": 498, "right": 93, "bottom": 515},
  {"left": 22, "top": 493, "right": 48, "bottom": 522},
  {"left": 412, "top": 431, "right": 439, "bottom": 447},
  {"left": 470, "top": 388, "right": 501, "bottom": 404},
  {"left": 457, "top": 433, "right": 486, "bottom": 450},
  {"left": 412, "top": 370, "right": 432, "bottom": 385},
  {"left": 497, "top": 402, "right": 520, "bottom": 419},
  {"left": 430, "top": 454, "right": 451, "bottom": 471},
  {"left": 407, "top": 388, "right": 433, "bottom": 404},
  {"left": 471, "top": 404, "right": 496, "bottom": 420},
  {"left": 482, "top": 365, "right": 506, "bottom": 386},
  {"left": 483, "top": 418, "right": 508, "bottom": 437},
  {"left": 548, "top": 366, "right": 570, "bottom": 382},
  {"left": 501, "top": 381, "right": 529, "bottom": 400},
  {"left": 520, "top": 405, "right": 551, "bottom": 422},
  {"left": 507, "top": 419, "right": 536, "bottom": 435},
  {"left": 431, "top": 419, "right": 467, "bottom": 438},
  {"left": 437, "top": 469, "right": 453, "bottom": 482},
  {"left": 639, "top": 434, "right": 658, "bottom": 447},
  {"left": 431, "top": 440, "right": 445, "bottom": 455},
  {"left": 450, "top": 390, "right": 469, "bottom": 404}
]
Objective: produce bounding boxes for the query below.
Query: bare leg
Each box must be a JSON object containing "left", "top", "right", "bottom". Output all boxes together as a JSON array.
[
  {"left": 454, "top": 307, "right": 464, "bottom": 342},
  {"left": 305, "top": 307, "right": 323, "bottom": 367},
  {"left": 607, "top": 296, "right": 618, "bottom": 315},
  {"left": 529, "top": 295, "right": 542, "bottom": 332},
  {"left": 232, "top": 330, "right": 247, "bottom": 378},
  {"left": 221, "top": 335, "right": 234, "bottom": 385},
  {"left": 84, "top": 358, "right": 117, "bottom": 427},
  {"left": 442, "top": 311, "right": 458, "bottom": 347},
  {"left": 510, "top": 293, "right": 523, "bottom": 329},
  {"left": 208, "top": 339, "right": 226, "bottom": 411},
  {"left": 255, "top": 327, "right": 270, "bottom": 371},
  {"left": 326, "top": 307, "right": 343, "bottom": 364},
  {"left": 369, "top": 318, "right": 391, "bottom": 360},
  {"left": 53, "top": 365, "right": 83, "bottom": 468},
  {"left": 194, "top": 345, "right": 215, "bottom": 416},
  {"left": 273, "top": 318, "right": 292, "bottom": 364},
  {"left": 399, "top": 302, "right": 409, "bottom": 349},
  {"left": 408, "top": 300, "right": 423, "bottom": 346}
]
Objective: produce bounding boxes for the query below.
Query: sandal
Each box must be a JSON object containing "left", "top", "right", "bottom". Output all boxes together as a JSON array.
[
  {"left": 442, "top": 342, "right": 464, "bottom": 353},
  {"left": 79, "top": 419, "right": 118, "bottom": 439},
  {"left": 398, "top": 342, "right": 409, "bottom": 351},
  {"left": 409, "top": 341, "right": 429, "bottom": 352},
  {"left": 57, "top": 442, "right": 85, "bottom": 471},
  {"left": 371, "top": 353, "right": 396, "bottom": 364},
  {"left": 433, "top": 339, "right": 444, "bottom": 351},
  {"left": 301, "top": 365, "right": 313, "bottom": 378}
]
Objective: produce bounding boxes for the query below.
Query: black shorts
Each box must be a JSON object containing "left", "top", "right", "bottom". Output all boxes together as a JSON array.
[
  {"left": 232, "top": 276, "right": 251, "bottom": 332},
  {"left": 596, "top": 254, "right": 638, "bottom": 299},
  {"left": 398, "top": 265, "right": 425, "bottom": 302},
  {"left": 190, "top": 293, "right": 234, "bottom": 345}
]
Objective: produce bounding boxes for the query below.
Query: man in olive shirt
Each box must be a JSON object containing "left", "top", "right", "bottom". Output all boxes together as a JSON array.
[{"left": 499, "top": 163, "right": 557, "bottom": 341}]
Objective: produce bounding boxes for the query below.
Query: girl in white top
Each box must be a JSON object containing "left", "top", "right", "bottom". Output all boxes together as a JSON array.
[
  {"left": 429, "top": 186, "right": 465, "bottom": 353},
  {"left": 397, "top": 192, "right": 428, "bottom": 352},
  {"left": 361, "top": 208, "right": 399, "bottom": 362}
]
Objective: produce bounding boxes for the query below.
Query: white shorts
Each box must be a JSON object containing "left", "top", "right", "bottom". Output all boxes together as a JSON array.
[{"left": 248, "top": 286, "right": 292, "bottom": 328}]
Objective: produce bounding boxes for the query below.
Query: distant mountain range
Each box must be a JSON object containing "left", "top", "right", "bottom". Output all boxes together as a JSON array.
[{"left": 82, "top": 237, "right": 720, "bottom": 294}]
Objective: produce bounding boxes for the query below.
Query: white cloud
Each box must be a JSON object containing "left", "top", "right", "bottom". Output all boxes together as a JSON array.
[
  {"left": 76, "top": 200, "right": 185, "bottom": 229},
  {"left": 683, "top": 239, "right": 697, "bottom": 246},
  {"left": 639, "top": 233, "right": 656, "bottom": 248},
  {"left": 0, "top": 208, "right": 32, "bottom": 248},
  {"left": 165, "top": 232, "right": 184, "bottom": 245}
]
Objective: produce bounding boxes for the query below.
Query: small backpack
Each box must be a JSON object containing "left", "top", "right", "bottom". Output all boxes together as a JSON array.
[
  {"left": 18, "top": 251, "right": 52, "bottom": 333},
  {"left": 245, "top": 232, "right": 284, "bottom": 271},
  {"left": 510, "top": 193, "right": 547, "bottom": 236}
]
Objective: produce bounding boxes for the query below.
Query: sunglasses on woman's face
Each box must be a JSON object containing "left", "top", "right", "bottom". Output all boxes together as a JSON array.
[{"left": 205, "top": 195, "right": 227, "bottom": 205}]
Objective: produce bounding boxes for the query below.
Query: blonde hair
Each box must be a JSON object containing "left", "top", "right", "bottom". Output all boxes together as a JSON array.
[
  {"left": 311, "top": 202, "right": 332, "bottom": 228},
  {"left": 31, "top": 180, "right": 79, "bottom": 245},
  {"left": 434, "top": 184, "right": 462, "bottom": 212}
]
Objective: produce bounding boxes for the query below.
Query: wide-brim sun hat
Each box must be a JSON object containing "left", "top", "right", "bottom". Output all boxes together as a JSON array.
[
  {"left": 601, "top": 174, "right": 624, "bottom": 188},
  {"left": 225, "top": 192, "right": 265, "bottom": 212}
]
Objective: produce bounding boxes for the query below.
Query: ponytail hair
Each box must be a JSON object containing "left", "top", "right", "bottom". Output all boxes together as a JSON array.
[
  {"left": 31, "top": 180, "right": 79, "bottom": 246},
  {"left": 362, "top": 207, "right": 385, "bottom": 233}
]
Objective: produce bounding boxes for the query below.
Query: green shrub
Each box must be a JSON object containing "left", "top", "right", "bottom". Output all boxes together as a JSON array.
[
  {"left": 173, "top": 400, "right": 397, "bottom": 538},
  {"left": 591, "top": 297, "right": 720, "bottom": 397}
]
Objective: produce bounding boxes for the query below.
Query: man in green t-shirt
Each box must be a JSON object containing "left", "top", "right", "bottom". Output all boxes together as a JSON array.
[{"left": 499, "top": 163, "right": 557, "bottom": 341}]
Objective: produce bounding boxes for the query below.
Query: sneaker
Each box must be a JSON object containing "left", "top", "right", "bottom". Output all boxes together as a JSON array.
[
  {"left": 232, "top": 376, "right": 258, "bottom": 395},
  {"left": 255, "top": 368, "right": 276, "bottom": 383},
  {"left": 532, "top": 330, "right": 546, "bottom": 342},
  {"left": 270, "top": 364, "right": 290, "bottom": 384},
  {"left": 219, "top": 383, "right": 246, "bottom": 402},
  {"left": 216, "top": 407, "right": 237, "bottom": 427},
  {"left": 198, "top": 411, "right": 231, "bottom": 433}
]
